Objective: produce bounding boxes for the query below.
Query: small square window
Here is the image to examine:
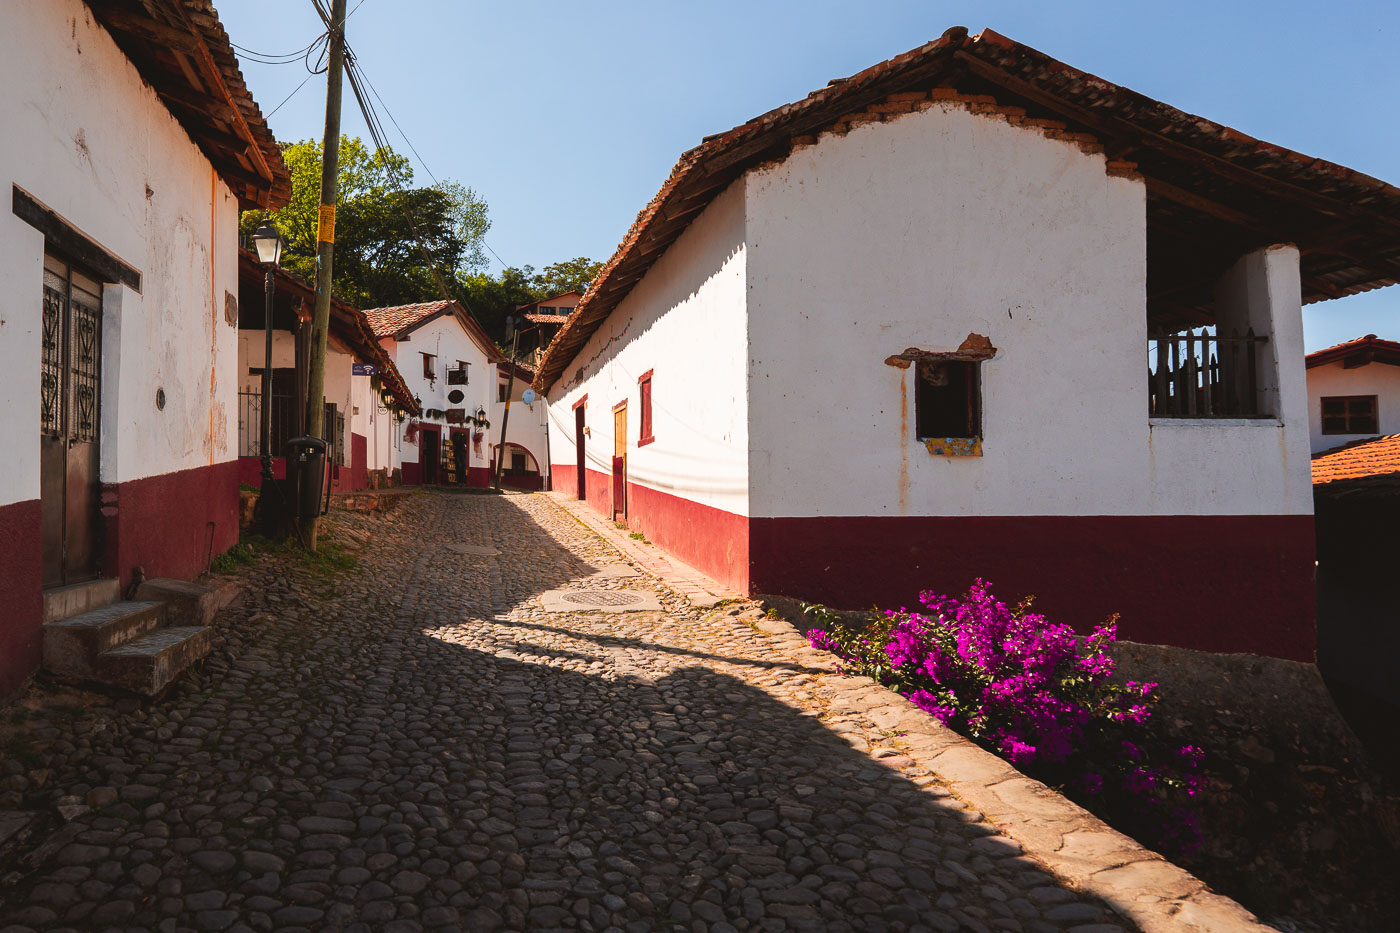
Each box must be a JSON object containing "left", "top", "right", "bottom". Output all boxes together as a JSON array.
[
  {"left": 916, "top": 360, "right": 980, "bottom": 439},
  {"left": 1321, "top": 395, "right": 1378, "bottom": 434},
  {"left": 421, "top": 352, "right": 437, "bottom": 381}
]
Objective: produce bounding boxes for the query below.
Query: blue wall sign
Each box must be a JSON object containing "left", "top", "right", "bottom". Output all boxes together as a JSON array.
[{"left": 352, "top": 363, "right": 377, "bottom": 376}]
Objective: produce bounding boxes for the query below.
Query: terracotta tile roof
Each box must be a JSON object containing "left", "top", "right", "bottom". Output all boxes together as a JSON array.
[
  {"left": 363, "top": 300, "right": 506, "bottom": 363},
  {"left": 524, "top": 313, "right": 571, "bottom": 325},
  {"left": 535, "top": 25, "right": 1400, "bottom": 392},
  {"left": 86, "top": 0, "right": 290, "bottom": 209},
  {"left": 363, "top": 301, "right": 454, "bottom": 339},
  {"left": 1312, "top": 434, "right": 1400, "bottom": 485},
  {"left": 1305, "top": 334, "right": 1400, "bottom": 369}
]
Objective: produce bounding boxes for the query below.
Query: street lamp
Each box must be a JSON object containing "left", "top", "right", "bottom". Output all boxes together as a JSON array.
[{"left": 252, "top": 222, "right": 283, "bottom": 490}]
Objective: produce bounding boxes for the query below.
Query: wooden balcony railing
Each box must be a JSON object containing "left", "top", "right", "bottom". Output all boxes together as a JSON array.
[{"left": 1148, "top": 327, "right": 1269, "bottom": 418}]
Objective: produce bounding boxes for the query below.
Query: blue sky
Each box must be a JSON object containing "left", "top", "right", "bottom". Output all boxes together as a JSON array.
[{"left": 217, "top": 1, "right": 1400, "bottom": 351}]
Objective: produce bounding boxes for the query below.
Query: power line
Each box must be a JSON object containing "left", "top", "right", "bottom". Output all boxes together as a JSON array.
[{"left": 265, "top": 73, "right": 315, "bottom": 119}]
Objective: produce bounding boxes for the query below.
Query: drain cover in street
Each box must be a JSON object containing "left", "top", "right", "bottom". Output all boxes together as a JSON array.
[
  {"left": 446, "top": 543, "right": 499, "bottom": 556},
  {"left": 539, "top": 588, "right": 663, "bottom": 613}
]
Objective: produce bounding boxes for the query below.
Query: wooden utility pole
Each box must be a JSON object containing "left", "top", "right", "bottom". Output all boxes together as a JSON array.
[
  {"left": 493, "top": 320, "right": 521, "bottom": 492},
  {"left": 302, "top": 0, "right": 348, "bottom": 550}
]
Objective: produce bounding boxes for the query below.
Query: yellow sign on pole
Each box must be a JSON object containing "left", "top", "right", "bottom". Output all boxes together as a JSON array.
[{"left": 317, "top": 205, "right": 336, "bottom": 244}]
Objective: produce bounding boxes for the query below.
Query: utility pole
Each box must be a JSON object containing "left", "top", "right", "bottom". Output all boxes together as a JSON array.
[
  {"left": 493, "top": 317, "right": 521, "bottom": 492},
  {"left": 302, "top": 0, "right": 348, "bottom": 550}
]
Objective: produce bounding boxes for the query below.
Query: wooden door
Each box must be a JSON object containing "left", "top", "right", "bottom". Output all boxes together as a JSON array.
[
  {"left": 40, "top": 255, "right": 103, "bottom": 588},
  {"left": 574, "top": 405, "right": 586, "bottom": 501},
  {"left": 422, "top": 429, "right": 440, "bottom": 484},
  {"left": 612, "top": 403, "right": 627, "bottom": 520}
]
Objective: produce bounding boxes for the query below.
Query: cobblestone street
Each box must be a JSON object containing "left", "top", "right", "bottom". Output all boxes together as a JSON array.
[{"left": 1, "top": 491, "right": 1130, "bottom": 933}]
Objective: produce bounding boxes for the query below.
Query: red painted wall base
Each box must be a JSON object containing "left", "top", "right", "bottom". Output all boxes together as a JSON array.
[
  {"left": 0, "top": 498, "right": 43, "bottom": 698},
  {"left": 102, "top": 459, "right": 242, "bottom": 592},
  {"left": 749, "top": 514, "right": 1316, "bottom": 662},
  {"left": 554, "top": 466, "right": 1315, "bottom": 661}
]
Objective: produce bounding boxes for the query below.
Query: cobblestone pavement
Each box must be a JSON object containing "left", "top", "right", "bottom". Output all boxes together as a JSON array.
[{"left": 0, "top": 491, "right": 1130, "bottom": 933}]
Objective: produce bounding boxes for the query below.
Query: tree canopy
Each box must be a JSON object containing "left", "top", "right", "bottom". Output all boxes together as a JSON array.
[
  {"left": 239, "top": 136, "right": 490, "bottom": 311},
  {"left": 240, "top": 136, "right": 604, "bottom": 347}
]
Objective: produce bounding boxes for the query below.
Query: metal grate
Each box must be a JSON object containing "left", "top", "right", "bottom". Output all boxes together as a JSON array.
[
  {"left": 561, "top": 590, "right": 646, "bottom": 607},
  {"left": 69, "top": 289, "right": 101, "bottom": 443},
  {"left": 40, "top": 279, "right": 65, "bottom": 437}
]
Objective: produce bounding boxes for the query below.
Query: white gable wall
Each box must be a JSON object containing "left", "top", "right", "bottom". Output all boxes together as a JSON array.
[
  {"left": 1306, "top": 359, "right": 1400, "bottom": 453},
  {"left": 745, "top": 102, "right": 1149, "bottom": 518},
  {"left": 396, "top": 314, "right": 496, "bottom": 473}
]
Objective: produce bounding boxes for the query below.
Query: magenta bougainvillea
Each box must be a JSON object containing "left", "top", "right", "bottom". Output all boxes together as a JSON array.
[{"left": 806, "top": 580, "right": 1204, "bottom": 855}]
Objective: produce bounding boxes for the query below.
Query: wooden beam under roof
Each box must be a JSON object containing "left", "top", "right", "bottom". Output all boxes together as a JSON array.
[{"left": 96, "top": 7, "right": 200, "bottom": 53}]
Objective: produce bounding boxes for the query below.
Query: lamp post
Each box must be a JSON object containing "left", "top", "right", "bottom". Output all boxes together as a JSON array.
[
  {"left": 251, "top": 222, "right": 283, "bottom": 489},
  {"left": 493, "top": 315, "right": 521, "bottom": 492}
]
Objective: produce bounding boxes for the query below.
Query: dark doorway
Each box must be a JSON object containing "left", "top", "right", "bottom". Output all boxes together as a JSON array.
[
  {"left": 422, "top": 428, "right": 440, "bottom": 485},
  {"left": 451, "top": 430, "right": 469, "bottom": 485},
  {"left": 574, "top": 405, "right": 586, "bottom": 501},
  {"left": 40, "top": 254, "right": 103, "bottom": 587}
]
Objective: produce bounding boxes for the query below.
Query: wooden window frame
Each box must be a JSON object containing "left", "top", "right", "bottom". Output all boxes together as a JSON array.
[
  {"left": 421, "top": 352, "right": 437, "bottom": 382},
  {"left": 637, "top": 369, "right": 655, "bottom": 446},
  {"left": 1321, "top": 395, "right": 1378, "bottom": 435}
]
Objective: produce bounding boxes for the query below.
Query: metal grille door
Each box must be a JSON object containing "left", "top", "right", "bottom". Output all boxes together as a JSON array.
[{"left": 40, "top": 255, "right": 103, "bottom": 587}]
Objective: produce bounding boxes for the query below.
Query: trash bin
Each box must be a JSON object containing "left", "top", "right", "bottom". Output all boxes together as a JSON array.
[{"left": 285, "top": 436, "right": 327, "bottom": 518}]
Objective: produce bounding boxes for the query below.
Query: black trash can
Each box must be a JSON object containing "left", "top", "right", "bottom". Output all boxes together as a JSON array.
[{"left": 285, "top": 436, "right": 327, "bottom": 519}]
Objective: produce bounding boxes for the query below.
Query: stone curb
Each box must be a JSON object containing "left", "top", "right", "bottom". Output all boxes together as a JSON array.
[
  {"left": 759, "top": 612, "right": 1278, "bottom": 933},
  {"left": 542, "top": 492, "right": 740, "bottom": 608}
]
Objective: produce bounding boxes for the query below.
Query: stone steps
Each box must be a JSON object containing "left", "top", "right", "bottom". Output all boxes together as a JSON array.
[
  {"left": 94, "top": 626, "right": 214, "bottom": 696},
  {"left": 42, "top": 601, "right": 164, "bottom": 681},
  {"left": 40, "top": 577, "right": 230, "bottom": 696}
]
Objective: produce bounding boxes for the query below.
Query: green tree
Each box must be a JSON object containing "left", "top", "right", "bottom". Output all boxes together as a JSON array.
[
  {"left": 531, "top": 257, "right": 603, "bottom": 297},
  {"left": 240, "top": 136, "right": 490, "bottom": 310}
]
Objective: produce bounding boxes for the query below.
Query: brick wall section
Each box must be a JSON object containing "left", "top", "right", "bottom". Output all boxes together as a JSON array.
[{"left": 780, "top": 87, "right": 1144, "bottom": 183}]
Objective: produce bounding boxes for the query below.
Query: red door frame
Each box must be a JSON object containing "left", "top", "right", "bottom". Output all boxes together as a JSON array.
[
  {"left": 612, "top": 400, "right": 627, "bottom": 521},
  {"left": 573, "top": 397, "right": 587, "bottom": 501}
]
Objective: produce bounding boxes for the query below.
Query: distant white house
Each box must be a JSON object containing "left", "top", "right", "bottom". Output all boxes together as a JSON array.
[
  {"left": 0, "top": 0, "right": 288, "bottom": 696},
  {"left": 536, "top": 27, "right": 1400, "bottom": 662},
  {"left": 1305, "top": 335, "right": 1400, "bottom": 454},
  {"left": 365, "top": 301, "right": 548, "bottom": 489}
]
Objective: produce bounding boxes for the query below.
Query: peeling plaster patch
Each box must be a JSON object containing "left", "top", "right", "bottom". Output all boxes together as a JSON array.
[{"left": 73, "top": 129, "right": 89, "bottom": 164}]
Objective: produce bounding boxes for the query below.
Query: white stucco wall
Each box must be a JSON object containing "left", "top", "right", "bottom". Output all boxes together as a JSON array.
[
  {"left": 743, "top": 104, "right": 1311, "bottom": 519},
  {"left": 1306, "top": 359, "right": 1400, "bottom": 453},
  {"left": 0, "top": 0, "right": 239, "bottom": 507},
  {"left": 546, "top": 180, "right": 750, "bottom": 516},
  {"left": 491, "top": 367, "right": 550, "bottom": 481},
  {"left": 393, "top": 315, "right": 496, "bottom": 471},
  {"left": 746, "top": 103, "right": 1147, "bottom": 518}
]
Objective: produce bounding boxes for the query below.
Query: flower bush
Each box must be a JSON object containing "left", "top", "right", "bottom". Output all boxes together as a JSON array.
[{"left": 806, "top": 579, "right": 1204, "bottom": 855}]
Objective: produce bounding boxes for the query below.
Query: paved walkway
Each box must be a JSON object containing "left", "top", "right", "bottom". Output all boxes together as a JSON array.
[{"left": 0, "top": 491, "right": 1129, "bottom": 933}]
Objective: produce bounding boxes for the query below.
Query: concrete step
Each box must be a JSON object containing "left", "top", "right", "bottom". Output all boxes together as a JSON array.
[
  {"left": 133, "top": 578, "right": 241, "bottom": 628},
  {"left": 42, "top": 601, "right": 164, "bottom": 681},
  {"left": 94, "top": 627, "right": 213, "bottom": 696},
  {"left": 43, "top": 578, "right": 121, "bottom": 624}
]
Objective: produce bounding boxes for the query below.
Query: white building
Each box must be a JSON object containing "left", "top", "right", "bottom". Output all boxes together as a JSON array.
[
  {"left": 537, "top": 27, "right": 1400, "bottom": 662},
  {"left": 0, "top": 0, "right": 287, "bottom": 696},
  {"left": 367, "top": 301, "right": 548, "bottom": 488},
  {"left": 1305, "top": 335, "right": 1400, "bottom": 454}
]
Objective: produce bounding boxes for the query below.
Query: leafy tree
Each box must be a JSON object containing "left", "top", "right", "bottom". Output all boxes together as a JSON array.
[
  {"left": 240, "top": 136, "right": 490, "bottom": 310},
  {"left": 532, "top": 257, "right": 603, "bottom": 297}
]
